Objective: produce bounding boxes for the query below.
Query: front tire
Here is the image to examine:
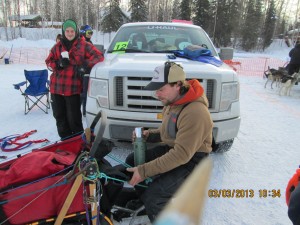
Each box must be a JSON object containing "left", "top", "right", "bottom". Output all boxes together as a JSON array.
[{"left": 212, "top": 139, "right": 234, "bottom": 153}]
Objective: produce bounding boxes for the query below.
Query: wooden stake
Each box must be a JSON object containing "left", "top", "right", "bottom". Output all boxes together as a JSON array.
[
  {"left": 89, "top": 183, "right": 98, "bottom": 225},
  {"left": 85, "top": 128, "right": 91, "bottom": 145},
  {"left": 54, "top": 175, "right": 83, "bottom": 225}
]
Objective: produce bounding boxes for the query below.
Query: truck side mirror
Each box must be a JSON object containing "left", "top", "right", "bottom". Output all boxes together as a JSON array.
[
  {"left": 94, "top": 44, "right": 105, "bottom": 52},
  {"left": 219, "top": 47, "right": 234, "bottom": 60}
]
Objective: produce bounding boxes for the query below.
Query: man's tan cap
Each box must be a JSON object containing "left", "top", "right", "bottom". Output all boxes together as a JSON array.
[{"left": 144, "top": 62, "right": 186, "bottom": 90}]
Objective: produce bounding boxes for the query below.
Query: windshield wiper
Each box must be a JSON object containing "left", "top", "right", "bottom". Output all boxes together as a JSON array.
[
  {"left": 109, "top": 48, "right": 150, "bottom": 53},
  {"left": 151, "top": 50, "right": 178, "bottom": 53}
]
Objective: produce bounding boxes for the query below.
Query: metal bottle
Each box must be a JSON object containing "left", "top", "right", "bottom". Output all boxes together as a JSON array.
[{"left": 133, "top": 127, "right": 146, "bottom": 166}]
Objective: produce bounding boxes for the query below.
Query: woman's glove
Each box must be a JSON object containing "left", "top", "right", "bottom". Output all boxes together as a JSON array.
[
  {"left": 77, "top": 66, "right": 87, "bottom": 77},
  {"left": 57, "top": 58, "right": 70, "bottom": 69}
]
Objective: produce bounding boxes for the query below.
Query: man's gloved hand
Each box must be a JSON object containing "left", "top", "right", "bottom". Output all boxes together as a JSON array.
[
  {"left": 77, "top": 66, "right": 87, "bottom": 77},
  {"left": 58, "top": 58, "right": 70, "bottom": 68}
]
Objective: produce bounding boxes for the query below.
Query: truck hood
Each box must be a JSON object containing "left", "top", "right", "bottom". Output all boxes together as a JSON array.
[{"left": 91, "top": 53, "right": 236, "bottom": 81}]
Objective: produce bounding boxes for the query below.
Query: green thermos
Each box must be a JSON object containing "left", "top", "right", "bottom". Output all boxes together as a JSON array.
[{"left": 133, "top": 127, "right": 146, "bottom": 166}]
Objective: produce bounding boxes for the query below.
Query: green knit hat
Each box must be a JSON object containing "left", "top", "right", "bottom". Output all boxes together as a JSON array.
[{"left": 63, "top": 19, "right": 77, "bottom": 32}]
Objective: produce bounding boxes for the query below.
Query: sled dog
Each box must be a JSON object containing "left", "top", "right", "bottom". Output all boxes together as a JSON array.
[
  {"left": 264, "top": 67, "right": 288, "bottom": 89},
  {"left": 279, "top": 72, "right": 300, "bottom": 96}
]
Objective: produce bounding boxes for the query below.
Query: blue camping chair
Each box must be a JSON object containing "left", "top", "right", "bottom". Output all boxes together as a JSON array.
[{"left": 13, "top": 69, "right": 50, "bottom": 115}]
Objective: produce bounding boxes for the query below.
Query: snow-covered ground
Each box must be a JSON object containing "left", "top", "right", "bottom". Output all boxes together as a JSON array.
[
  {"left": 203, "top": 75, "right": 300, "bottom": 225},
  {"left": 0, "top": 37, "right": 299, "bottom": 225}
]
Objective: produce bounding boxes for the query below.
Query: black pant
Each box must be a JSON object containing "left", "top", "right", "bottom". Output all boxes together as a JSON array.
[
  {"left": 51, "top": 94, "right": 83, "bottom": 139},
  {"left": 288, "top": 184, "right": 300, "bottom": 225},
  {"left": 125, "top": 145, "right": 207, "bottom": 222},
  {"left": 80, "top": 76, "right": 89, "bottom": 116},
  {"left": 288, "top": 63, "right": 300, "bottom": 75}
]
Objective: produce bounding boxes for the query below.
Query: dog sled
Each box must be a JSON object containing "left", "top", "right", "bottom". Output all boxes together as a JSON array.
[
  {"left": 0, "top": 111, "right": 144, "bottom": 225},
  {"left": 0, "top": 108, "right": 213, "bottom": 225}
]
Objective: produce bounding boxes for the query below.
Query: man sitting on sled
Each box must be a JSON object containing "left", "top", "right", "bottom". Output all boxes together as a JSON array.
[{"left": 125, "top": 62, "right": 213, "bottom": 222}]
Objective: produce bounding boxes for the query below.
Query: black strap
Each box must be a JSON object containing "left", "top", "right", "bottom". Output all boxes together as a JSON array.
[
  {"left": 175, "top": 103, "right": 191, "bottom": 133},
  {"left": 90, "top": 110, "right": 103, "bottom": 130},
  {"left": 89, "top": 111, "right": 107, "bottom": 158}
]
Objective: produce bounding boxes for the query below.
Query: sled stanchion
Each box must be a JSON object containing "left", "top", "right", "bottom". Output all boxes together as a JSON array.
[
  {"left": 85, "top": 128, "right": 92, "bottom": 144},
  {"left": 89, "top": 183, "right": 97, "bottom": 225},
  {"left": 54, "top": 174, "right": 83, "bottom": 225},
  {"left": 55, "top": 111, "right": 106, "bottom": 225}
]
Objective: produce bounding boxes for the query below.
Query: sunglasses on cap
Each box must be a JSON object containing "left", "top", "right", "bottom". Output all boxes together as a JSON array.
[{"left": 86, "top": 30, "right": 93, "bottom": 35}]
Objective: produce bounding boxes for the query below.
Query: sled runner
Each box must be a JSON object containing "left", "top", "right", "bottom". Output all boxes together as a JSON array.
[{"left": 0, "top": 111, "right": 131, "bottom": 225}]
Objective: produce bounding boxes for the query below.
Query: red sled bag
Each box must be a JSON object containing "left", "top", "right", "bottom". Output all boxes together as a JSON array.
[
  {"left": 0, "top": 112, "right": 119, "bottom": 225},
  {"left": 1, "top": 176, "right": 84, "bottom": 224},
  {"left": 0, "top": 136, "right": 86, "bottom": 225},
  {"left": 0, "top": 150, "right": 77, "bottom": 190}
]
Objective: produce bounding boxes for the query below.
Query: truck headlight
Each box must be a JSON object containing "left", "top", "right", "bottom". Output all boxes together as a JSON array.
[
  {"left": 89, "top": 79, "right": 109, "bottom": 108},
  {"left": 220, "top": 82, "right": 239, "bottom": 111}
]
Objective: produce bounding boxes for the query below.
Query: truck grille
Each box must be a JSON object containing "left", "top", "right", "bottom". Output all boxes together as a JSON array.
[{"left": 114, "top": 76, "right": 214, "bottom": 111}]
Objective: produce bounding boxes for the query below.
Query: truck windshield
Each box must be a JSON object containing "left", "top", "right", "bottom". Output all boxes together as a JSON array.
[{"left": 107, "top": 24, "right": 217, "bottom": 56}]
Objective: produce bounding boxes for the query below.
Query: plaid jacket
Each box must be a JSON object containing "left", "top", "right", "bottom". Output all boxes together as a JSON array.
[{"left": 45, "top": 36, "right": 104, "bottom": 96}]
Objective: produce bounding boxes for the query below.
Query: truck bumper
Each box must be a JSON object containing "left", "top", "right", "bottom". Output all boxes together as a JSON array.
[
  {"left": 212, "top": 117, "right": 240, "bottom": 142},
  {"left": 86, "top": 110, "right": 241, "bottom": 143}
]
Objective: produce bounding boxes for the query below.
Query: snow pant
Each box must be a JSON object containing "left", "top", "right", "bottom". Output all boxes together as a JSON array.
[
  {"left": 125, "top": 144, "right": 208, "bottom": 222},
  {"left": 288, "top": 184, "right": 300, "bottom": 225},
  {"left": 80, "top": 75, "right": 89, "bottom": 116},
  {"left": 288, "top": 63, "right": 300, "bottom": 75},
  {"left": 51, "top": 94, "right": 83, "bottom": 139}
]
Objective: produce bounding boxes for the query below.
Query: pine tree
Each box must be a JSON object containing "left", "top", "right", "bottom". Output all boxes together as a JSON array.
[
  {"left": 241, "top": 0, "right": 258, "bottom": 51},
  {"left": 213, "top": 0, "right": 234, "bottom": 47},
  {"left": 40, "top": 0, "right": 50, "bottom": 21},
  {"left": 158, "top": 3, "right": 163, "bottom": 22},
  {"left": 253, "top": 0, "right": 263, "bottom": 48},
  {"left": 81, "top": 0, "right": 89, "bottom": 25},
  {"left": 228, "top": 0, "right": 240, "bottom": 40},
  {"left": 87, "top": 1, "right": 94, "bottom": 26},
  {"left": 130, "top": 0, "right": 148, "bottom": 22},
  {"left": 54, "top": 0, "right": 61, "bottom": 22},
  {"left": 101, "top": 0, "right": 124, "bottom": 33},
  {"left": 180, "top": 0, "right": 192, "bottom": 20},
  {"left": 262, "top": 0, "right": 277, "bottom": 50},
  {"left": 192, "top": 0, "right": 211, "bottom": 31},
  {"left": 277, "top": 18, "right": 286, "bottom": 37},
  {"left": 172, "top": 0, "right": 181, "bottom": 20},
  {"left": 206, "top": 1, "right": 217, "bottom": 38}
]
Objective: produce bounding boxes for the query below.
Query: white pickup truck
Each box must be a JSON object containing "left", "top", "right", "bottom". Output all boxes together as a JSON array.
[{"left": 86, "top": 22, "right": 240, "bottom": 152}]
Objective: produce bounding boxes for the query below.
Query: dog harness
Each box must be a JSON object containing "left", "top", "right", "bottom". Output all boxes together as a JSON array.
[
  {"left": 286, "top": 167, "right": 300, "bottom": 205},
  {"left": 0, "top": 130, "right": 48, "bottom": 152}
]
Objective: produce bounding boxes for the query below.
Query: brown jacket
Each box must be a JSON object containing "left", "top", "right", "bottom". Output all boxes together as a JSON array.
[{"left": 138, "top": 80, "right": 213, "bottom": 179}]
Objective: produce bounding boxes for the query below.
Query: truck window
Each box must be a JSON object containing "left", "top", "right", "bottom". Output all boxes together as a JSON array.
[{"left": 107, "top": 25, "right": 217, "bottom": 56}]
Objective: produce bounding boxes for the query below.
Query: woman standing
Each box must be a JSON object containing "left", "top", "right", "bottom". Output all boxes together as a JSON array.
[
  {"left": 80, "top": 24, "right": 94, "bottom": 116},
  {"left": 80, "top": 24, "right": 93, "bottom": 44},
  {"left": 45, "top": 19, "right": 104, "bottom": 139}
]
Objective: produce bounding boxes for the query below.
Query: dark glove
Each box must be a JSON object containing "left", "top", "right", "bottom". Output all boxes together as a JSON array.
[
  {"left": 77, "top": 66, "right": 87, "bottom": 77},
  {"left": 58, "top": 58, "right": 70, "bottom": 68},
  {"left": 93, "top": 138, "right": 115, "bottom": 160}
]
